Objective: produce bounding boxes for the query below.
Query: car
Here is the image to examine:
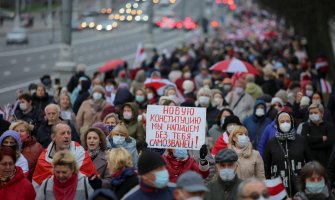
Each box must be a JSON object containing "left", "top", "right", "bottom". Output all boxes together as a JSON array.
[
  {"left": 80, "top": 17, "right": 96, "bottom": 29},
  {"left": 134, "top": 14, "right": 149, "bottom": 22},
  {"left": 6, "top": 27, "right": 28, "bottom": 45},
  {"left": 183, "top": 17, "right": 197, "bottom": 31},
  {"left": 95, "top": 19, "right": 118, "bottom": 31}
]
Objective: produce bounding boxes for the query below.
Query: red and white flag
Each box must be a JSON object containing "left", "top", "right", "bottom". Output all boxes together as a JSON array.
[
  {"left": 264, "top": 177, "right": 287, "bottom": 200},
  {"left": 132, "top": 42, "right": 147, "bottom": 69},
  {"left": 320, "top": 78, "right": 332, "bottom": 94}
]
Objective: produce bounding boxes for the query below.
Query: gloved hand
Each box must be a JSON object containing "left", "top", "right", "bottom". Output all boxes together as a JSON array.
[
  {"left": 199, "top": 144, "right": 208, "bottom": 160},
  {"left": 88, "top": 174, "right": 102, "bottom": 190}
]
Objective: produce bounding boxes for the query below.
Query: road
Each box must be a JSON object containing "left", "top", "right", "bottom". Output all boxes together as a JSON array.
[{"left": 0, "top": 0, "right": 203, "bottom": 106}]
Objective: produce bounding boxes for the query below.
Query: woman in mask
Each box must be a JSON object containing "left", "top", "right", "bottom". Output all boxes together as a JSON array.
[
  {"left": 294, "top": 161, "right": 334, "bottom": 200},
  {"left": 228, "top": 125, "right": 265, "bottom": 180},
  {"left": 264, "top": 111, "right": 312, "bottom": 198},
  {"left": 106, "top": 123, "right": 138, "bottom": 168},
  {"left": 196, "top": 87, "right": 220, "bottom": 128},
  {"left": 58, "top": 92, "right": 78, "bottom": 130},
  {"left": 76, "top": 85, "right": 109, "bottom": 135},
  {"left": 103, "top": 113, "right": 120, "bottom": 134},
  {"left": 208, "top": 108, "right": 233, "bottom": 147},
  {"left": 134, "top": 88, "right": 148, "bottom": 115}
]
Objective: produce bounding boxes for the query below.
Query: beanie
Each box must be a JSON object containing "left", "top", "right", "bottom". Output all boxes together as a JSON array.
[
  {"left": 0, "top": 130, "right": 22, "bottom": 151},
  {"left": 271, "top": 97, "right": 284, "bottom": 106},
  {"left": 138, "top": 149, "right": 166, "bottom": 175},
  {"left": 222, "top": 115, "right": 241, "bottom": 131},
  {"left": 92, "top": 122, "right": 109, "bottom": 136}
]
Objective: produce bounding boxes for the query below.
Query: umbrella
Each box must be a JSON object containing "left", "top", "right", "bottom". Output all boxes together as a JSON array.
[
  {"left": 144, "top": 78, "right": 185, "bottom": 102},
  {"left": 210, "top": 58, "right": 259, "bottom": 75},
  {"left": 98, "top": 59, "right": 125, "bottom": 73}
]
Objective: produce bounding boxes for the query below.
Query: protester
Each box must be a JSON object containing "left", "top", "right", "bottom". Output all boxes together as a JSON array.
[
  {"left": 10, "top": 120, "right": 43, "bottom": 180},
  {"left": 122, "top": 149, "right": 175, "bottom": 200},
  {"left": 58, "top": 92, "right": 78, "bottom": 130},
  {"left": 174, "top": 171, "right": 208, "bottom": 200},
  {"left": 0, "top": 147, "right": 36, "bottom": 200},
  {"left": 36, "top": 150, "right": 94, "bottom": 200},
  {"left": 236, "top": 178, "right": 270, "bottom": 200},
  {"left": 208, "top": 108, "right": 233, "bottom": 146},
  {"left": 134, "top": 88, "right": 149, "bottom": 114},
  {"left": 14, "top": 93, "right": 41, "bottom": 131},
  {"left": 196, "top": 87, "right": 220, "bottom": 128},
  {"left": 228, "top": 125, "right": 265, "bottom": 180},
  {"left": 73, "top": 79, "right": 91, "bottom": 114},
  {"left": 32, "top": 84, "right": 53, "bottom": 115},
  {"left": 82, "top": 127, "right": 109, "bottom": 179},
  {"left": 67, "top": 64, "right": 91, "bottom": 93},
  {"left": 103, "top": 113, "right": 119, "bottom": 133},
  {"left": 206, "top": 149, "right": 242, "bottom": 200}
]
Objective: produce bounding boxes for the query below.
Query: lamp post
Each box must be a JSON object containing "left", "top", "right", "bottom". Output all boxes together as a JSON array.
[
  {"left": 47, "top": 0, "right": 53, "bottom": 28},
  {"left": 13, "top": 0, "right": 21, "bottom": 28}
]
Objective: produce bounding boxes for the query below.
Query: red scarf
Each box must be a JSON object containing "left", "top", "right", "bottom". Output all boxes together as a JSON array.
[{"left": 53, "top": 173, "right": 78, "bottom": 200}]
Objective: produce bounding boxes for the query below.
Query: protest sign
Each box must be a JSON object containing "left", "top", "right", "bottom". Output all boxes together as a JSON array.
[{"left": 146, "top": 105, "right": 206, "bottom": 150}]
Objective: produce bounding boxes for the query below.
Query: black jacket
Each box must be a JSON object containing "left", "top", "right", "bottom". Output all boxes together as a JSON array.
[
  {"left": 206, "top": 176, "right": 242, "bottom": 200},
  {"left": 112, "top": 173, "right": 138, "bottom": 199}
]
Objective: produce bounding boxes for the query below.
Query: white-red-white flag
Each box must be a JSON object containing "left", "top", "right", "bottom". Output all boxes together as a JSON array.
[
  {"left": 264, "top": 177, "right": 287, "bottom": 200},
  {"left": 132, "top": 42, "right": 147, "bottom": 69},
  {"left": 320, "top": 78, "right": 332, "bottom": 94}
]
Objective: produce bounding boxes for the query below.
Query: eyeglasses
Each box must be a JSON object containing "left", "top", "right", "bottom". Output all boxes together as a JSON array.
[{"left": 241, "top": 191, "right": 270, "bottom": 200}]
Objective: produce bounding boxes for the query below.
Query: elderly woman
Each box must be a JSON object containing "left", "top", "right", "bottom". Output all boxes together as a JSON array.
[
  {"left": 106, "top": 147, "right": 138, "bottom": 199},
  {"left": 103, "top": 113, "right": 120, "bottom": 133},
  {"left": 0, "top": 130, "right": 29, "bottom": 175},
  {"left": 76, "top": 85, "right": 109, "bottom": 135},
  {"left": 10, "top": 120, "right": 44, "bottom": 180},
  {"left": 294, "top": 161, "right": 334, "bottom": 200},
  {"left": 196, "top": 87, "right": 220, "bottom": 128},
  {"left": 58, "top": 92, "right": 78, "bottom": 129},
  {"left": 228, "top": 125, "right": 265, "bottom": 180},
  {"left": 106, "top": 123, "right": 138, "bottom": 168},
  {"left": 264, "top": 111, "right": 312, "bottom": 198},
  {"left": 36, "top": 150, "right": 94, "bottom": 200},
  {"left": 82, "top": 127, "right": 109, "bottom": 179},
  {"left": 0, "top": 147, "right": 36, "bottom": 200}
]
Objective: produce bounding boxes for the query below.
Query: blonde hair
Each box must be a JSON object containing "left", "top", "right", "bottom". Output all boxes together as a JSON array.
[
  {"left": 109, "top": 122, "right": 129, "bottom": 138},
  {"left": 52, "top": 150, "right": 78, "bottom": 173},
  {"left": 103, "top": 113, "right": 120, "bottom": 124},
  {"left": 107, "top": 147, "right": 133, "bottom": 171},
  {"left": 9, "top": 120, "right": 32, "bottom": 134},
  {"left": 228, "top": 125, "right": 248, "bottom": 148}
]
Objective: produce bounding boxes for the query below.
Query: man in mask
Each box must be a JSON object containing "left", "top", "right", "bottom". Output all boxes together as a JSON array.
[
  {"left": 196, "top": 87, "right": 220, "bottom": 128},
  {"left": 206, "top": 149, "right": 242, "bottom": 200},
  {"left": 123, "top": 149, "right": 175, "bottom": 200},
  {"left": 15, "top": 93, "right": 41, "bottom": 132},
  {"left": 174, "top": 171, "right": 208, "bottom": 200}
]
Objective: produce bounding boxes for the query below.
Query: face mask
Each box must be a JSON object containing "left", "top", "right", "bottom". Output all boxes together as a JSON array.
[
  {"left": 78, "top": 85, "right": 82, "bottom": 91},
  {"left": 184, "top": 72, "right": 191, "bottom": 79},
  {"left": 305, "top": 180, "right": 325, "bottom": 194},
  {"left": 106, "top": 125, "right": 114, "bottom": 132},
  {"left": 220, "top": 119, "right": 225, "bottom": 126},
  {"left": 174, "top": 149, "right": 188, "bottom": 159},
  {"left": 235, "top": 87, "right": 244, "bottom": 95},
  {"left": 255, "top": 108, "right": 265, "bottom": 117},
  {"left": 136, "top": 95, "right": 145, "bottom": 103},
  {"left": 309, "top": 113, "right": 320, "bottom": 122},
  {"left": 313, "top": 99, "right": 321, "bottom": 104},
  {"left": 93, "top": 92, "right": 102, "bottom": 100},
  {"left": 123, "top": 112, "right": 132, "bottom": 120},
  {"left": 19, "top": 103, "right": 27, "bottom": 111},
  {"left": 147, "top": 93, "right": 154, "bottom": 100},
  {"left": 279, "top": 122, "right": 291, "bottom": 133},
  {"left": 237, "top": 135, "right": 249, "bottom": 148},
  {"left": 219, "top": 168, "right": 235, "bottom": 181},
  {"left": 213, "top": 97, "right": 223, "bottom": 107},
  {"left": 198, "top": 96, "right": 210, "bottom": 106},
  {"left": 105, "top": 85, "right": 114, "bottom": 92},
  {"left": 305, "top": 90, "right": 313, "bottom": 97},
  {"left": 153, "top": 169, "right": 169, "bottom": 188},
  {"left": 113, "top": 135, "right": 125, "bottom": 145},
  {"left": 223, "top": 84, "right": 232, "bottom": 91},
  {"left": 227, "top": 124, "right": 235, "bottom": 133},
  {"left": 169, "top": 94, "right": 177, "bottom": 99}
]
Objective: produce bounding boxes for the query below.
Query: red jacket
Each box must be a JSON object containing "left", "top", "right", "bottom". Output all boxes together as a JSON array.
[
  {"left": 211, "top": 131, "right": 229, "bottom": 156},
  {"left": 163, "top": 154, "right": 209, "bottom": 183},
  {"left": 0, "top": 166, "right": 36, "bottom": 200},
  {"left": 22, "top": 136, "right": 44, "bottom": 180}
]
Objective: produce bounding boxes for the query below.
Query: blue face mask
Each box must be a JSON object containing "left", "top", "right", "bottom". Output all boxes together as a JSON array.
[
  {"left": 113, "top": 136, "right": 125, "bottom": 145},
  {"left": 305, "top": 180, "right": 325, "bottom": 194},
  {"left": 219, "top": 168, "right": 235, "bottom": 181},
  {"left": 220, "top": 119, "right": 225, "bottom": 126},
  {"left": 106, "top": 125, "right": 114, "bottom": 132},
  {"left": 174, "top": 149, "right": 188, "bottom": 159},
  {"left": 153, "top": 169, "right": 169, "bottom": 188}
]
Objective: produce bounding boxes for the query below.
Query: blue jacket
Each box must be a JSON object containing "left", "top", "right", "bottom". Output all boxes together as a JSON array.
[
  {"left": 257, "top": 120, "right": 276, "bottom": 157},
  {"left": 122, "top": 182, "right": 175, "bottom": 200}
]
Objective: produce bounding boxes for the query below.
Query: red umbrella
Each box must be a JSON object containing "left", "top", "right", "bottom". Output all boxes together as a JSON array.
[
  {"left": 210, "top": 58, "right": 259, "bottom": 75},
  {"left": 98, "top": 59, "right": 125, "bottom": 73}
]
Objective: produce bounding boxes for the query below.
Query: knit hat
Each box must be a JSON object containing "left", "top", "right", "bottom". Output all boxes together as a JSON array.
[
  {"left": 215, "top": 149, "right": 238, "bottom": 163},
  {"left": 138, "top": 149, "right": 166, "bottom": 175},
  {"left": 271, "top": 97, "right": 284, "bottom": 106},
  {"left": 92, "top": 122, "right": 109, "bottom": 136},
  {"left": 257, "top": 94, "right": 272, "bottom": 103},
  {"left": 275, "top": 89, "right": 288, "bottom": 104},
  {"left": 0, "top": 130, "right": 22, "bottom": 151},
  {"left": 222, "top": 115, "right": 242, "bottom": 131},
  {"left": 92, "top": 85, "right": 106, "bottom": 94},
  {"left": 182, "top": 80, "right": 194, "bottom": 93},
  {"left": 300, "top": 96, "right": 310, "bottom": 107}
]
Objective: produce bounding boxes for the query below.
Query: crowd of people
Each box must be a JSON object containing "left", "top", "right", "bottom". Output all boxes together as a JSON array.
[{"left": 1, "top": 3, "right": 335, "bottom": 200}]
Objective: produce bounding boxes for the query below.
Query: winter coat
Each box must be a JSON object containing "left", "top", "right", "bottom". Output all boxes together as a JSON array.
[
  {"left": 264, "top": 135, "right": 312, "bottom": 197},
  {"left": 122, "top": 182, "right": 175, "bottom": 200},
  {"left": 22, "top": 136, "right": 44, "bottom": 180},
  {"left": 301, "top": 121, "right": 335, "bottom": 167},
  {"left": 106, "top": 136, "right": 139, "bottom": 168},
  {"left": 0, "top": 166, "right": 36, "bottom": 200},
  {"left": 208, "top": 124, "right": 223, "bottom": 146},
  {"left": 32, "top": 141, "right": 97, "bottom": 187},
  {"left": 211, "top": 131, "right": 230, "bottom": 156},
  {"left": 294, "top": 190, "right": 335, "bottom": 200},
  {"left": 261, "top": 79, "right": 279, "bottom": 97},
  {"left": 225, "top": 91, "right": 255, "bottom": 122},
  {"left": 73, "top": 91, "right": 90, "bottom": 114},
  {"left": 67, "top": 71, "right": 91, "bottom": 93},
  {"left": 258, "top": 120, "right": 276, "bottom": 157},
  {"left": 92, "top": 151, "right": 109, "bottom": 179},
  {"left": 243, "top": 100, "right": 272, "bottom": 149},
  {"left": 14, "top": 107, "right": 42, "bottom": 131},
  {"left": 0, "top": 118, "right": 10, "bottom": 135},
  {"left": 206, "top": 105, "right": 221, "bottom": 129},
  {"left": 121, "top": 102, "right": 145, "bottom": 150},
  {"left": 36, "top": 118, "right": 80, "bottom": 148},
  {"left": 206, "top": 176, "right": 242, "bottom": 200},
  {"left": 231, "top": 144, "right": 265, "bottom": 180},
  {"left": 163, "top": 154, "right": 209, "bottom": 183},
  {"left": 106, "top": 168, "right": 139, "bottom": 199},
  {"left": 76, "top": 98, "right": 108, "bottom": 135},
  {"left": 114, "top": 88, "right": 134, "bottom": 108},
  {"left": 32, "top": 93, "right": 53, "bottom": 115},
  {"left": 130, "top": 70, "right": 146, "bottom": 94},
  {"left": 36, "top": 173, "right": 94, "bottom": 200},
  {"left": 327, "top": 147, "right": 335, "bottom": 188}
]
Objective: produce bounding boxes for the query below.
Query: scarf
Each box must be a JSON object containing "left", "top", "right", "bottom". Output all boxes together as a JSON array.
[
  {"left": 53, "top": 173, "right": 78, "bottom": 200},
  {"left": 88, "top": 148, "right": 100, "bottom": 160},
  {"left": 0, "top": 169, "right": 15, "bottom": 187},
  {"left": 111, "top": 168, "right": 136, "bottom": 186},
  {"left": 275, "top": 129, "right": 295, "bottom": 141}
]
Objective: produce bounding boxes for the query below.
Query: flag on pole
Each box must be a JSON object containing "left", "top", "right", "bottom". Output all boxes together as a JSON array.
[
  {"left": 320, "top": 78, "right": 332, "bottom": 94},
  {"left": 264, "top": 177, "right": 287, "bottom": 200},
  {"left": 132, "top": 42, "right": 146, "bottom": 69}
]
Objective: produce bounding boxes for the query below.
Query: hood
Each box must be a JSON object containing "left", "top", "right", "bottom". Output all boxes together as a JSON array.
[
  {"left": 114, "top": 88, "right": 134, "bottom": 107},
  {"left": 134, "top": 70, "right": 147, "bottom": 82},
  {"left": 0, "top": 130, "right": 22, "bottom": 151},
  {"left": 253, "top": 99, "right": 266, "bottom": 114},
  {"left": 245, "top": 82, "right": 259, "bottom": 94},
  {"left": 121, "top": 102, "right": 139, "bottom": 120}
]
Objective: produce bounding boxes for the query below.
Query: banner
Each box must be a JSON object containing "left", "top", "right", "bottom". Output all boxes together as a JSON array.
[{"left": 146, "top": 105, "right": 206, "bottom": 150}]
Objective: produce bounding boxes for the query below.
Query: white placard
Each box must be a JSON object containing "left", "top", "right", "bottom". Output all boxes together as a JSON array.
[{"left": 146, "top": 105, "right": 206, "bottom": 150}]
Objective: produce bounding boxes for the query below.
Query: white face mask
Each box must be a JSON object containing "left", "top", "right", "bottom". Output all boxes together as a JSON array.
[
  {"left": 123, "top": 112, "right": 132, "bottom": 120},
  {"left": 279, "top": 122, "right": 291, "bottom": 133},
  {"left": 237, "top": 135, "right": 249, "bottom": 148},
  {"left": 198, "top": 96, "right": 210, "bottom": 106},
  {"left": 309, "top": 114, "right": 320, "bottom": 122},
  {"left": 105, "top": 85, "right": 114, "bottom": 92},
  {"left": 227, "top": 124, "right": 235, "bottom": 133},
  {"left": 183, "top": 72, "right": 191, "bottom": 79},
  {"left": 235, "top": 87, "right": 244, "bottom": 95},
  {"left": 19, "top": 103, "right": 27, "bottom": 111},
  {"left": 113, "top": 135, "right": 125, "bottom": 145},
  {"left": 213, "top": 97, "right": 223, "bottom": 107},
  {"left": 255, "top": 108, "right": 265, "bottom": 117},
  {"left": 92, "top": 92, "right": 102, "bottom": 100},
  {"left": 147, "top": 93, "right": 154, "bottom": 100},
  {"left": 305, "top": 90, "right": 313, "bottom": 97}
]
